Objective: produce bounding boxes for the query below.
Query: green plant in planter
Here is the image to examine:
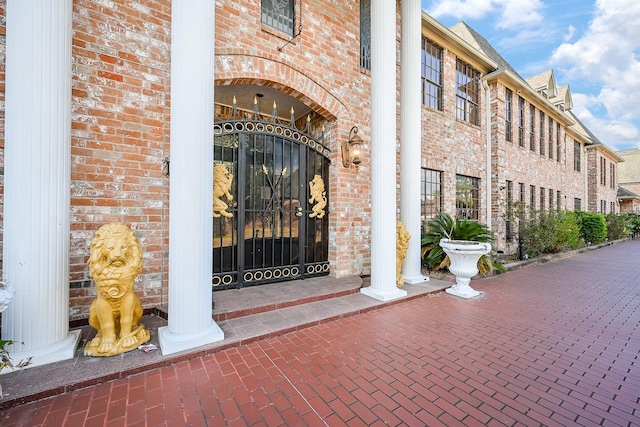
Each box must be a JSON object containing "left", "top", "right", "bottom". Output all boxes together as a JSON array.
[{"left": 421, "top": 213, "right": 504, "bottom": 274}]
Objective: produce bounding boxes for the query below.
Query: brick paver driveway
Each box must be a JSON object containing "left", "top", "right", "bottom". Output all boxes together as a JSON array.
[{"left": 3, "top": 240, "right": 639, "bottom": 426}]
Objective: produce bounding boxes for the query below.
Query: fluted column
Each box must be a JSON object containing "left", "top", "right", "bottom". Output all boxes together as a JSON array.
[
  {"left": 158, "top": 0, "right": 224, "bottom": 355},
  {"left": 400, "top": 0, "right": 429, "bottom": 284},
  {"left": 361, "top": 0, "right": 407, "bottom": 301},
  {"left": 2, "top": 0, "right": 81, "bottom": 369}
]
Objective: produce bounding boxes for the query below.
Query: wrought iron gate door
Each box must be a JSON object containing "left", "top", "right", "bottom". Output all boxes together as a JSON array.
[{"left": 212, "top": 119, "right": 331, "bottom": 290}]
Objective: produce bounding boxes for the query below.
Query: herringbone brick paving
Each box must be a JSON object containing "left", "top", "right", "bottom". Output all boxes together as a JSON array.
[{"left": 2, "top": 240, "right": 639, "bottom": 426}]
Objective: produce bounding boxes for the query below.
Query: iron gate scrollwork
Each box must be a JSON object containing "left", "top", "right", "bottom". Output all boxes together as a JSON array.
[{"left": 212, "top": 103, "right": 331, "bottom": 290}]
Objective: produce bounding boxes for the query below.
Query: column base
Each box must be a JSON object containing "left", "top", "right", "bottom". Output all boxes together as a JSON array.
[
  {"left": 1, "top": 330, "right": 82, "bottom": 373},
  {"left": 158, "top": 321, "right": 224, "bottom": 356},
  {"left": 361, "top": 286, "right": 407, "bottom": 302},
  {"left": 401, "top": 274, "right": 430, "bottom": 284},
  {"left": 445, "top": 285, "right": 480, "bottom": 299}
]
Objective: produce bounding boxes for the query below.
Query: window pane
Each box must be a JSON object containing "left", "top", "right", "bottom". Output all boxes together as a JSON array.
[{"left": 262, "top": 0, "right": 295, "bottom": 36}]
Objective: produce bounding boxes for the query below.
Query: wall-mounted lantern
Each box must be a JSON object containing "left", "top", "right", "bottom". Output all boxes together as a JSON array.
[{"left": 342, "top": 126, "right": 363, "bottom": 168}]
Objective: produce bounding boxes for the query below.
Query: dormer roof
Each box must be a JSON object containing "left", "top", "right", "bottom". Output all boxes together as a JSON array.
[
  {"left": 551, "top": 85, "right": 573, "bottom": 112},
  {"left": 525, "top": 70, "right": 557, "bottom": 99}
]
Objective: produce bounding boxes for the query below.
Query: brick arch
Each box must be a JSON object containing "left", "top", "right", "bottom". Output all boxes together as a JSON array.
[{"left": 215, "top": 54, "right": 348, "bottom": 123}]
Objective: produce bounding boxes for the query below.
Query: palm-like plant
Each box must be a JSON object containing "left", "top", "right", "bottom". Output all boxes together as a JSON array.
[{"left": 421, "top": 213, "right": 503, "bottom": 275}]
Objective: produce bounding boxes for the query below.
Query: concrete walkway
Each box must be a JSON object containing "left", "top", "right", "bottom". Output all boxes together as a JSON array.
[{"left": 2, "top": 240, "right": 639, "bottom": 426}]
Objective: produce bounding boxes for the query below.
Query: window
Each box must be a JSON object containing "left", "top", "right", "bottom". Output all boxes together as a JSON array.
[
  {"left": 610, "top": 163, "right": 616, "bottom": 189},
  {"left": 600, "top": 157, "right": 606, "bottom": 186},
  {"left": 574, "top": 140, "right": 581, "bottom": 171},
  {"left": 540, "top": 187, "right": 545, "bottom": 211},
  {"left": 421, "top": 38, "right": 442, "bottom": 110},
  {"left": 505, "top": 89, "right": 513, "bottom": 142},
  {"left": 539, "top": 112, "right": 545, "bottom": 156},
  {"left": 262, "top": 0, "right": 295, "bottom": 36},
  {"left": 548, "top": 118, "right": 554, "bottom": 159},
  {"left": 557, "top": 191, "right": 562, "bottom": 210},
  {"left": 549, "top": 188, "right": 554, "bottom": 210},
  {"left": 574, "top": 198, "right": 581, "bottom": 211},
  {"left": 421, "top": 168, "right": 442, "bottom": 220},
  {"left": 506, "top": 180, "right": 514, "bottom": 240},
  {"left": 518, "top": 97, "right": 525, "bottom": 147},
  {"left": 601, "top": 200, "right": 606, "bottom": 213},
  {"left": 455, "top": 59, "right": 480, "bottom": 125},
  {"left": 360, "top": 0, "right": 371, "bottom": 70},
  {"left": 456, "top": 175, "right": 480, "bottom": 220},
  {"left": 556, "top": 122, "right": 561, "bottom": 162},
  {"left": 530, "top": 184, "right": 536, "bottom": 210},
  {"left": 610, "top": 201, "right": 615, "bottom": 214},
  {"left": 519, "top": 182, "right": 525, "bottom": 205},
  {"left": 529, "top": 105, "right": 536, "bottom": 151}
]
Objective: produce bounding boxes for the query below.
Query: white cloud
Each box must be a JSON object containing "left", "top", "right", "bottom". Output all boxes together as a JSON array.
[
  {"left": 572, "top": 93, "right": 640, "bottom": 150},
  {"left": 427, "top": 0, "right": 543, "bottom": 29},
  {"left": 563, "top": 25, "right": 576, "bottom": 42},
  {"left": 551, "top": 0, "right": 640, "bottom": 148}
]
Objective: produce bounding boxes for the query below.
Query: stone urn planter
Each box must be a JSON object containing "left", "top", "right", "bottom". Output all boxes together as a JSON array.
[
  {"left": 439, "top": 239, "right": 491, "bottom": 298},
  {"left": 0, "top": 281, "right": 15, "bottom": 314}
]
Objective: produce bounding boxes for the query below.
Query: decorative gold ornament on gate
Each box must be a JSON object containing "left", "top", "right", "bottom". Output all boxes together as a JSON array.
[
  {"left": 213, "top": 164, "right": 234, "bottom": 218},
  {"left": 396, "top": 221, "right": 411, "bottom": 287},
  {"left": 308, "top": 174, "right": 327, "bottom": 219}
]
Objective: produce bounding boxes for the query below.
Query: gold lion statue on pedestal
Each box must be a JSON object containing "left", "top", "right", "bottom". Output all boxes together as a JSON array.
[{"left": 84, "top": 223, "right": 150, "bottom": 357}]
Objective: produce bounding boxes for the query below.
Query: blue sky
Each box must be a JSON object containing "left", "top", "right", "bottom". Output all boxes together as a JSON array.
[{"left": 421, "top": 0, "right": 640, "bottom": 151}]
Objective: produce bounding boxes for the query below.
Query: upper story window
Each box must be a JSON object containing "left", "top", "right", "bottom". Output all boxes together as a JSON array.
[
  {"left": 518, "top": 97, "right": 525, "bottom": 147},
  {"left": 360, "top": 0, "right": 371, "bottom": 70},
  {"left": 610, "top": 163, "right": 616, "bottom": 189},
  {"left": 556, "top": 122, "right": 561, "bottom": 163},
  {"left": 529, "top": 105, "right": 536, "bottom": 151},
  {"left": 600, "top": 157, "right": 606, "bottom": 186},
  {"left": 421, "top": 38, "right": 442, "bottom": 110},
  {"left": 548, "top": 118, "right": 554, "bottom": 159},
  {"left": 456, "top": 175, "right": 480, "bottom": 220},
  {"left": 540, "top": 187, "right": 546, "bottom": 211},
  {"left": 539, "top": 112, "right": 545, "bottom": 156},
  {"left": 455, "top": 59, "right": 481, "bottom": 125},
  {"left": 505, "top": 89, "right": 513, "bottom": 142},
  {"left": 519, "top": 182, "right": 526, "bottom": 205},
  {"left": 573, "top": 140, "right": 581, "bottom": 172},
  {"left": 262, "top": 0, "right": 295, "bottom": 36}
]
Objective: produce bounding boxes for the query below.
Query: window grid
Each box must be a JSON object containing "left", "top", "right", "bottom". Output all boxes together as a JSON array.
[
  {"left": 548, "top": 118, "right": 554, "bottom": 160},
  {"left": 556, "top": 122, "right": 561, "bottom": 162},
  {"left": 359, "top": 0, "right": 371, "bottom": 70},
  {"left": 540, "top": 187, "right": 545, "bottom": 211},
  {"left": 529, "top": 105, "right": 536, "bottom": 151},
  {"left": 421, "top": 168, "right": 443, "bottom": 220},
  {"left": 549, "top": 188, "right": 554, "bottom": 210},
  {"left": 574, "top": 140, "right": 581, "bottom": 171},
  {"left": 456, "top": 175, "right": 480, "bottom": 220},
  {"left": 505, "top": 89, "right": 513, "bottom": 142},
  {"left": 610, "top": 163, "right": 616, "bottom": 189},
  {"left": 600, "top": 157, "right": 606, "bottom": 186},
  {"left": 261, "top": 0, "right": 295, "bottom": 36},
  {"left": 421, "top": 38, "right": 443, "bottom": 110},
  {"left": 518, "top": 97, "right": 525, "bottom": 147},
  {"left": 557, "top": 191, "right": 562, "bottom": 210},
  {"left": 519, "top": 182, "right": 526, "bottom": 205},
  {"left": 530, "top": 185, "right": 536, "bottom": 210},
  {"left": 539, "top": 112, "right": 545, "bottom": 156},
  {"left": 455, "top": 60, "right": 481, "bottom": 125}
]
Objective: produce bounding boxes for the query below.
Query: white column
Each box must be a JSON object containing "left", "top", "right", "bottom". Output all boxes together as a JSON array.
[
  {"left": 158, "top": 0, "right": 224, "bottom": 355},
  {"left": 2, "top": 0, "right": 80, "bottom": 369},
  {"left": 361, "top": 0, "right": 407, "bottom": 301},
  {"left": 400, "top": 0, "right": 429, "bottom": 284}
]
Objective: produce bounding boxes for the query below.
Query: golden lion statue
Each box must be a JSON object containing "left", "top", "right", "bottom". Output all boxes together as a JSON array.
[
  {"left": 213, "top": 164, "right": 234, "bottom": 218},
  {"left": 308, "top": 174, "right": 327, "bottom": 219},
  {"left": 84, "top": 223, "right": 150, "bottom": 357},
  {"left": 396, "top": 221, "right": 410, "bottom": 287}
]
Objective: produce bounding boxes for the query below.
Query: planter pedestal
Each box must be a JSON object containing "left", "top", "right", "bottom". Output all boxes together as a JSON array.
[{"left": 439, "top": 239, "right": 491, "bottom": 299}]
